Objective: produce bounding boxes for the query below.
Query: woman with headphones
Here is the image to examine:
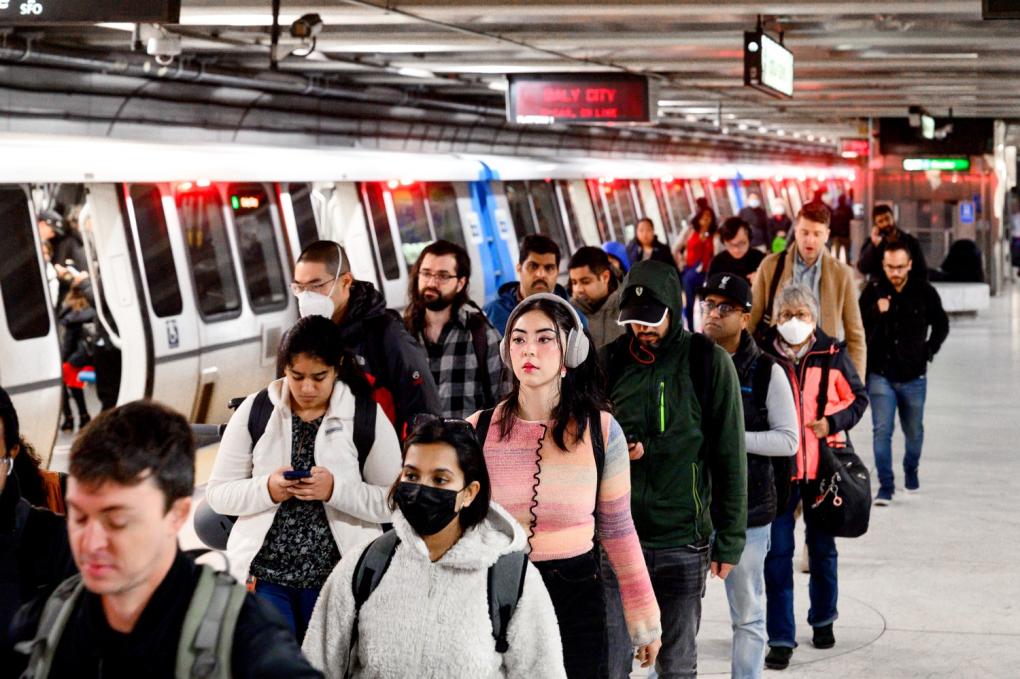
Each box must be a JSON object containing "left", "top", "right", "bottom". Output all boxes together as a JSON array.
[{"left": 469, "top": 294, "right": 662, "bottom": 679}]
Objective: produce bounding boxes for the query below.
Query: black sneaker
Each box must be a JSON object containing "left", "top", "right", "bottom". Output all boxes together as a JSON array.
[
  {"left": 904, "top": 469, "right": 919, "bottom": 492},
  {"left": 765, "top": 646, "right": 793, "bottom": 670},
  {"left": 812, "top": 623, "right": 835, "bottom": 649},
  {"left": 60, "top": 418, "right": 74, "bottom": 432},
  {"left": 78, "top": 414, "right": 91, "bottom": 430}
]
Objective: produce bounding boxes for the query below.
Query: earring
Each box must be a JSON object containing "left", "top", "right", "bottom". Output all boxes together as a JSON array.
[{"left": 560, "top": 367, "right": 567, "bottom": 378}]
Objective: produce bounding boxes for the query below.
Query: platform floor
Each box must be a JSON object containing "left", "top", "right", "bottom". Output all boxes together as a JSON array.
[{"left": 53, "top": 282, "right": 1020, "bottom": 677}]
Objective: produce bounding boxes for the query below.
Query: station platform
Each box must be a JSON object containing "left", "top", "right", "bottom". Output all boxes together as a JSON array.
[{"left": 52, "top": 283, "right": 1020, "bottom": 677}]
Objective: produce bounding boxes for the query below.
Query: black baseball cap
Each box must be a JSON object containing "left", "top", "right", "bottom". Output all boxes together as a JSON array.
[
  {"left": 617, "top": 285, "right": 669, "bottom": 327},
  {"left": 698, "top": 272, "right": 752, "bottom": 311}
]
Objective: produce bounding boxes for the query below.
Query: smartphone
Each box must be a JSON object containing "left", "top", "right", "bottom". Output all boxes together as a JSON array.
[
  {"left": 626, "top": 434, "right": 640, "bottom": 445},
  {"left": 283, "top": 469, "right": 312, "bottom": 480}
]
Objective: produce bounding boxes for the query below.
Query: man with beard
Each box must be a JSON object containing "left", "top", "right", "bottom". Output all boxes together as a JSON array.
[
  {"left": 292, "top": 241, "right": 440, "bottom": 438},
  {"left": 568, "top": 246, "right": 625, "bottom": 348},
  {"left": 601, "top": 260, "right": 746, "bottom": 678},
  {"left": 483, "top": 234, "right": 586, "bottom": 336},
  {"left": 404, "top": 240, "right": 509, "bottom": 419},
  {"left": 857, "top": 205, "right": 928, "bottom": 281},
  {"left": 859, "top": 241, "right": 948, "bottom": 505}
]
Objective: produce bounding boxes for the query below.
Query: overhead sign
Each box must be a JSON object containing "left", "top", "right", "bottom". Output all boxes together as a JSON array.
[
  {"left": 840, "top": 138, "right": 870, "bottom": 158},
  {"left": 902, "top": 158, "right": 971, "bottom": 172},
  {"left": 0, "top": 0, "right": 180, "bottom": 23},
  {"left": 744, "top": 31, "right": 794, "bottom": 98},
  {"left": 982, "top": 0, "right": 1020, "bottom": 19},
  {"left": 959, "top": 201, "right": 976, "bottom": 224},
  {"left": 507, "top": 74, "right": 653, "bottom": 125}
]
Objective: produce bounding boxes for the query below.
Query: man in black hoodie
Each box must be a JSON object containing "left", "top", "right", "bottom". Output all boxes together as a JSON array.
[
  {"left": 292, "top": 241, "right": 440, "bottom": 438},
  {"left": 7, "top": 401, "right": 322, "bottom": 678}
]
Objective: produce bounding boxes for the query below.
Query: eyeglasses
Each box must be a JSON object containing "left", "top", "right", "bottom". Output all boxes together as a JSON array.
[
  {"left": 418, "top": 270, "right": 459, "bottom": 283},
  {"left": 290, "top": 276, "right": 338, "bottom": 296},
  {"left": 777, "top": 310, "right": 813, "bottom": 323},
  {"left": 699, "top": 299, "right": 742, "bottom": 316}
]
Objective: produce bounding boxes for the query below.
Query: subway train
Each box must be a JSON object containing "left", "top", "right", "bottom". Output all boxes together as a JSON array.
[{"left": 0, "top": 132, "right": 854, "bottom": 460}]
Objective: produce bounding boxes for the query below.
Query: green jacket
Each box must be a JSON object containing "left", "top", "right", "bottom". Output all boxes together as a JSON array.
[{"left": 601, "top": 261, "right": 747, "bottom": 564}]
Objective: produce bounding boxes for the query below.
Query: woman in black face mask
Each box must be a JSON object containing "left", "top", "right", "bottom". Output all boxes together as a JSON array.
[{"left": 303, "top": 417, "right": 567, "bottom": 678}]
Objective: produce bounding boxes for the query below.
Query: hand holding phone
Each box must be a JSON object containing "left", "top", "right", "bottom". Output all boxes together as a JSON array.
[{"left": 283, "top": 469, "right": 312, "bottom": 480}]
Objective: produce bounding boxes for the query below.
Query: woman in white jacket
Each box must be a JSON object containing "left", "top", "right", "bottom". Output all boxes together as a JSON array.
[
  {"left": 206, "top": 315, "right": 401, "bottom": 641},
  {"left": 303, "top": 417, "right": 566, "bottom": 678}
]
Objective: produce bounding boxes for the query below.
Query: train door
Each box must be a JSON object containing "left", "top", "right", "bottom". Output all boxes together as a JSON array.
[
  {"left": 636, "top": 179, "right": 669, "bottom": 244},
  {"left": 468, "top": 180, "right": 516, "bottom": 300},
  {"left": 175, "top": 182, "right": 292, "bottom": 424},
  {"left": 322, "top": 182, "right": 380, "bottom": 293},
  {"left": 277, "top": 182, "right": 322, "bottom": 266},
  {"left": 503, "top": 179, "right": 573, "bottom": 272},
  {"left": 120, "top": 183, "right": 200, "bottom": 418},
  {"left": 563, "top": 180, "right": 600, "bottom": 246},
  {"left": 0, "top": 184, "right": 62, "bottom": 457}
]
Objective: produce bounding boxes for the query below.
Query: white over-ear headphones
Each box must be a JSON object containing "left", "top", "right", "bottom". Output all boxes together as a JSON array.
[{"left": 499, "top": 293, "right": 591, "bottom": 369}]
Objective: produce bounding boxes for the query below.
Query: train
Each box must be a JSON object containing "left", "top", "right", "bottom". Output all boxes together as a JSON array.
[{"left": 0, "top": 132, "right": 854, "bottom": 460}]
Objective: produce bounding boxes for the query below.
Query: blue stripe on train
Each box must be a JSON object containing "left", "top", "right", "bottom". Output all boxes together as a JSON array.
[{"left": 469, "top": 164, "right": 514, "bottom": 305}]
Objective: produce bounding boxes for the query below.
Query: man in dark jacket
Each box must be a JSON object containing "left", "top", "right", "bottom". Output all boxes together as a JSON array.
[
  {"left": 600, "top": 260, "right": 747, "bottom": 678},
  {"left": 829, "top": 195, "right": 853, "bottom": 264},
  {"left": 483, "top": 234, "right": 586, "bottom": 336},
  {"left": 699, "top": 274, "right": 798, "bottom": 679},
  {"left": 293, "top": 241, "right": 440, "bottom": 438},
  {"left": 7, "top": 401, "right": 322, "bottom": 678},
  {"left": 739, "top": 193, "right": 769, "bottom": 249},
  {"left": 858, "top": 204, "right": 928, "bottom": 281},
  {"left": 859, "top": 241, "right": 949, "bottom": 504},
  {"left": 1, "top": 387, "right": 76, "bottom": 667}
]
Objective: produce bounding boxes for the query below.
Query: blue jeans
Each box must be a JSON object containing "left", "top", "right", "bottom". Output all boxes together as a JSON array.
[
  {"left": 604, "top": 544, "right": 710, "bottom": 678},
  {"left": 681, "top": 268, "right": 705, "bottom": 331},
  {"left": 868, "top": 373, "right": 927, "bottom": 494},
  {"left": 764, "top": 485, "right": 838, "bottom": 648},
  {"left": 725, "top": 524, "right": 771, "bottom": 679},
  {"left": 254, "top": 580, "right": 322, "bottom": 643}
]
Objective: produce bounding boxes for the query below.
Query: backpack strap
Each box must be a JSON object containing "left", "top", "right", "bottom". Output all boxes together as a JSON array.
[
  {"left": 687, "top": 332, "right": 716, "bottom": 452},
  {"left": 15, "top": 575, "right": 84, "bottom": 679},
  {"left": 246, "top": 388, "right": 273, "bottom": 450},
  {"left": 816, "top": 353, "right": 832, "bottom": 427},
  {"left": 487, "top": 550, "right": 529, "bottom": 653},
  {"left": 353, "top": 389, "right": 377, "bottom": 476},
  {"left": 177, "top": 565, "right": 247, "bottom": 679},
  {"left": 751, "top": 354, "right": 774, "bottom": 416},
  {"left": 761, "top": 250, "right": 788, "bottom": 328},
  {"left": 590, "top": 414, "right": 606, "bottom": 501},
  {"left": 474, "top": 408, "right": 495, "bottom": 448},
  {"left": 346, "top": 530, "right": 401, "bottom": 678},
  {"left": 466, "top": 310, "right": 495, "bottom": 409}
]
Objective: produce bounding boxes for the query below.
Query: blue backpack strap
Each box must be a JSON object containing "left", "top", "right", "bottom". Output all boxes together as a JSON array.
[
  {"left": 487, "top": 550, "right": 529, "bottom": 653},
  {"left": 246, "top": 388, "right": 273, "bottom": 450}
]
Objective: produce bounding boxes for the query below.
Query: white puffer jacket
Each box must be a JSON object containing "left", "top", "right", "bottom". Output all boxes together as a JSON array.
[
  {"left": 302, "top": 503, "right": 566, "bottom": 679},
  {"left": 205, "top": 378, "right": 402, "bottom": 583}
]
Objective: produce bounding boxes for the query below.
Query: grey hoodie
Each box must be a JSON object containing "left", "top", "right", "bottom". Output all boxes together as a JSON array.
[
  {"left": 574, "top": 287, "right": 625, "bottom": 349},
  {"left": 302, "top": 502, "right": 566, "bottom": 678}
]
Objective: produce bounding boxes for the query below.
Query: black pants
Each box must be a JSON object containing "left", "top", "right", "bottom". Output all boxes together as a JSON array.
[{"left": 534, "top": 550, "right": 608, "bottom": 679}]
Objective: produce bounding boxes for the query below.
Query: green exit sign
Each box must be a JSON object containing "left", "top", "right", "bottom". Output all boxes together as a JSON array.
[{"left": 902, "top": 158, "right": 971, "bottom": 172}]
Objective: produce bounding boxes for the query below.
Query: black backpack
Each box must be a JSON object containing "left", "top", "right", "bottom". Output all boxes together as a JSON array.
[{"left": 802, "top": 359, "right": 872, "bottom": 538}]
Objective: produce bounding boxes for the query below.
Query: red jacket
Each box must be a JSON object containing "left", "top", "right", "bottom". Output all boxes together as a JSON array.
[
  {"left": 685, "top": 231, "right": 714, "bottom": 272},
  {"left": 763, "top": 329, "right": 868, "bottom": 481}
]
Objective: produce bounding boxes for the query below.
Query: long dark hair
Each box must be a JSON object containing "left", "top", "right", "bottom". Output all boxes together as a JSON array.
[
  {"left": 498, "top": 297, "right": 611, "bottom": 450},
  {"left": 277, "top": 316, "right": 372, "bottom": 397},
  {"left": 693, "top": 207, "right": 718, "bottom": 235},
  {"left": 404, "top": 240, "right": 473, "bottom": 338},
  {"left": 389, "top": 417, "right": 492, "bottom": 530}
]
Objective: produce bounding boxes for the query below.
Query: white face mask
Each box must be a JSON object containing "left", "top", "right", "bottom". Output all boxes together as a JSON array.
[
  {"left": 297, "top": 291, "right": 336, "bottom": 319},
  {"left": 747, "top": 197, "right": 761, "bottom": 209},
  {"left": 777, "top": 317, "right": 814, "bottom": 346}
]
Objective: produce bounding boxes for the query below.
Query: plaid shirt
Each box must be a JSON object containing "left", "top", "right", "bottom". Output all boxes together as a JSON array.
[{"left": 418, "top": 305, "right": 510, "bottom": 420}]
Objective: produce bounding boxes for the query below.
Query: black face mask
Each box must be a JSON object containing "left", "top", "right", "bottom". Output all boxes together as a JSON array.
[{"left": 394, "top": 482, "right": 462, "bottom": 536}]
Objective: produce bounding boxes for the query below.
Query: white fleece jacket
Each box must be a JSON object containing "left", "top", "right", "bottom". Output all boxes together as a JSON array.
[
  {"left": 205, "top": 378, "right": 402, "bottom": 583},
  {"left": 302, "top": 503, "right": 566, "bottom": 679}
]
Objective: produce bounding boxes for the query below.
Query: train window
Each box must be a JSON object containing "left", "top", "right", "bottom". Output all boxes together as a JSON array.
[
  {"left": 230, "top": 183, "right": 288, "bottom": 313},
  {"left": 651, "top": 181, "right": 675, "bottom": 235},
  {"left": 529, "top": 181, "right": 571, "bottom": 257},
  {"left": 287, "top": 183, "right": 319, "bottom": 251},
  {"left": 362, "top": 183, "right": 400, "bottom": 281},
  {"left": 390, "top": 183, "right": 433, "bottom": 267},
  {"left": 606, "top": 180, "right": 638, "bottom": 242},
  {"left": 425, "top": 183, "right": 465, "bottom": 247},
  {"left": 177, "top": 187, "right": 242, "bottom": 319},
  {"left": 0, "top": 186, "right": 50, "bottom": 340},
  {"left": 504, "top": 181, "right": 537, "bottom": 241},
  {"left": 585, "top": 179, "right": 611, "bottom": 243},
  {"left": 556, "top": 181, "right": 584, "bottom": 249},
  {"left": 129, "top": 184, "right": 183, "bottom": 318}
]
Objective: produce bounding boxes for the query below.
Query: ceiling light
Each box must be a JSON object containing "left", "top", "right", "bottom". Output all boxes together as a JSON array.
[
  {"left": 397, "top": 66, "right": 436, "bottom": 79},
  {"left": 726, "top": 113, "right": 737, "bottom": 120},
  {"left": 841, "top": 151, "right": 859, "bottom": 159},
  {"left": 738, "top": 123, "right": 749, "bottom": 131},
  {"left": 759, "top": 126, "right": 768, "bottom": 134},
  {"left": 777, "top": 129, "right": 786, "bottom": 137},
  {"left": 860, "top": 52, "right": 978, "bottom": 60},
  {"left": 685, "top": 114, "right": 699, "bottom": 123},
  {"left": 806, "top": 134, "right": 815, "bottom": 141},
  {"left": 793, "top": 132, "right": 802, "bottom": 139}
]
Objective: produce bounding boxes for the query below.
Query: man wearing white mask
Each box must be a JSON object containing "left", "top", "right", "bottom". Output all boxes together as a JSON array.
[
  {"left": 292, "top": 240, "right": 440, "bottom": 438},
  {"left": 739, "top": 192, "right": 769, "bottom": 250},
  {"left": 748, "top": 204, "right": 866, "bottom": 379}
]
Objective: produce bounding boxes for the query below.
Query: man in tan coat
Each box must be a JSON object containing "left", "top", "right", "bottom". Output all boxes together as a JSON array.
[{"left": 749, "top": 203, "right": 867, "bottom": 378}]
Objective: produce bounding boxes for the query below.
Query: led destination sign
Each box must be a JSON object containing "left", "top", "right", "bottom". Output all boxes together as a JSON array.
[
  {"left": 507, "top": 74, "right": 653, "bottom": 125},
  {"left": 902, "top": 158, "right": 971, "bottom": 172},
  {"left": 0, "top": 0, "right": 180, "bottom": 24},
  {"left": 744, "top": 31, "right": 794, "bottom": 98}
]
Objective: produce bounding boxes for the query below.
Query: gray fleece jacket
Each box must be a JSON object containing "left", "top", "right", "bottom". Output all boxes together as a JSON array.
[{"left": 302, "top": 503, "right": 566, "bottom": 679}]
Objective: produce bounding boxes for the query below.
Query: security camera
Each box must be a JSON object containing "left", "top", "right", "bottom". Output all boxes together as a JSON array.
[
  {"left": 290, "top": 13, "right": 324, "bottom": 39},
  {"left": 137, "top": 24, "right": 182, "bottom": 65}
]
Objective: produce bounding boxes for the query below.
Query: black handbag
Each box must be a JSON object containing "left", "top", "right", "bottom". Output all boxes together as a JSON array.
[{"left": 803, "top": 359, "right": 872, "bottom": 538}]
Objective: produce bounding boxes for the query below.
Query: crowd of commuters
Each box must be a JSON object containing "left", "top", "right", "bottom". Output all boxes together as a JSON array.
[{"left": 3, "top": 190, "right": 954, "bottom": 679}]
